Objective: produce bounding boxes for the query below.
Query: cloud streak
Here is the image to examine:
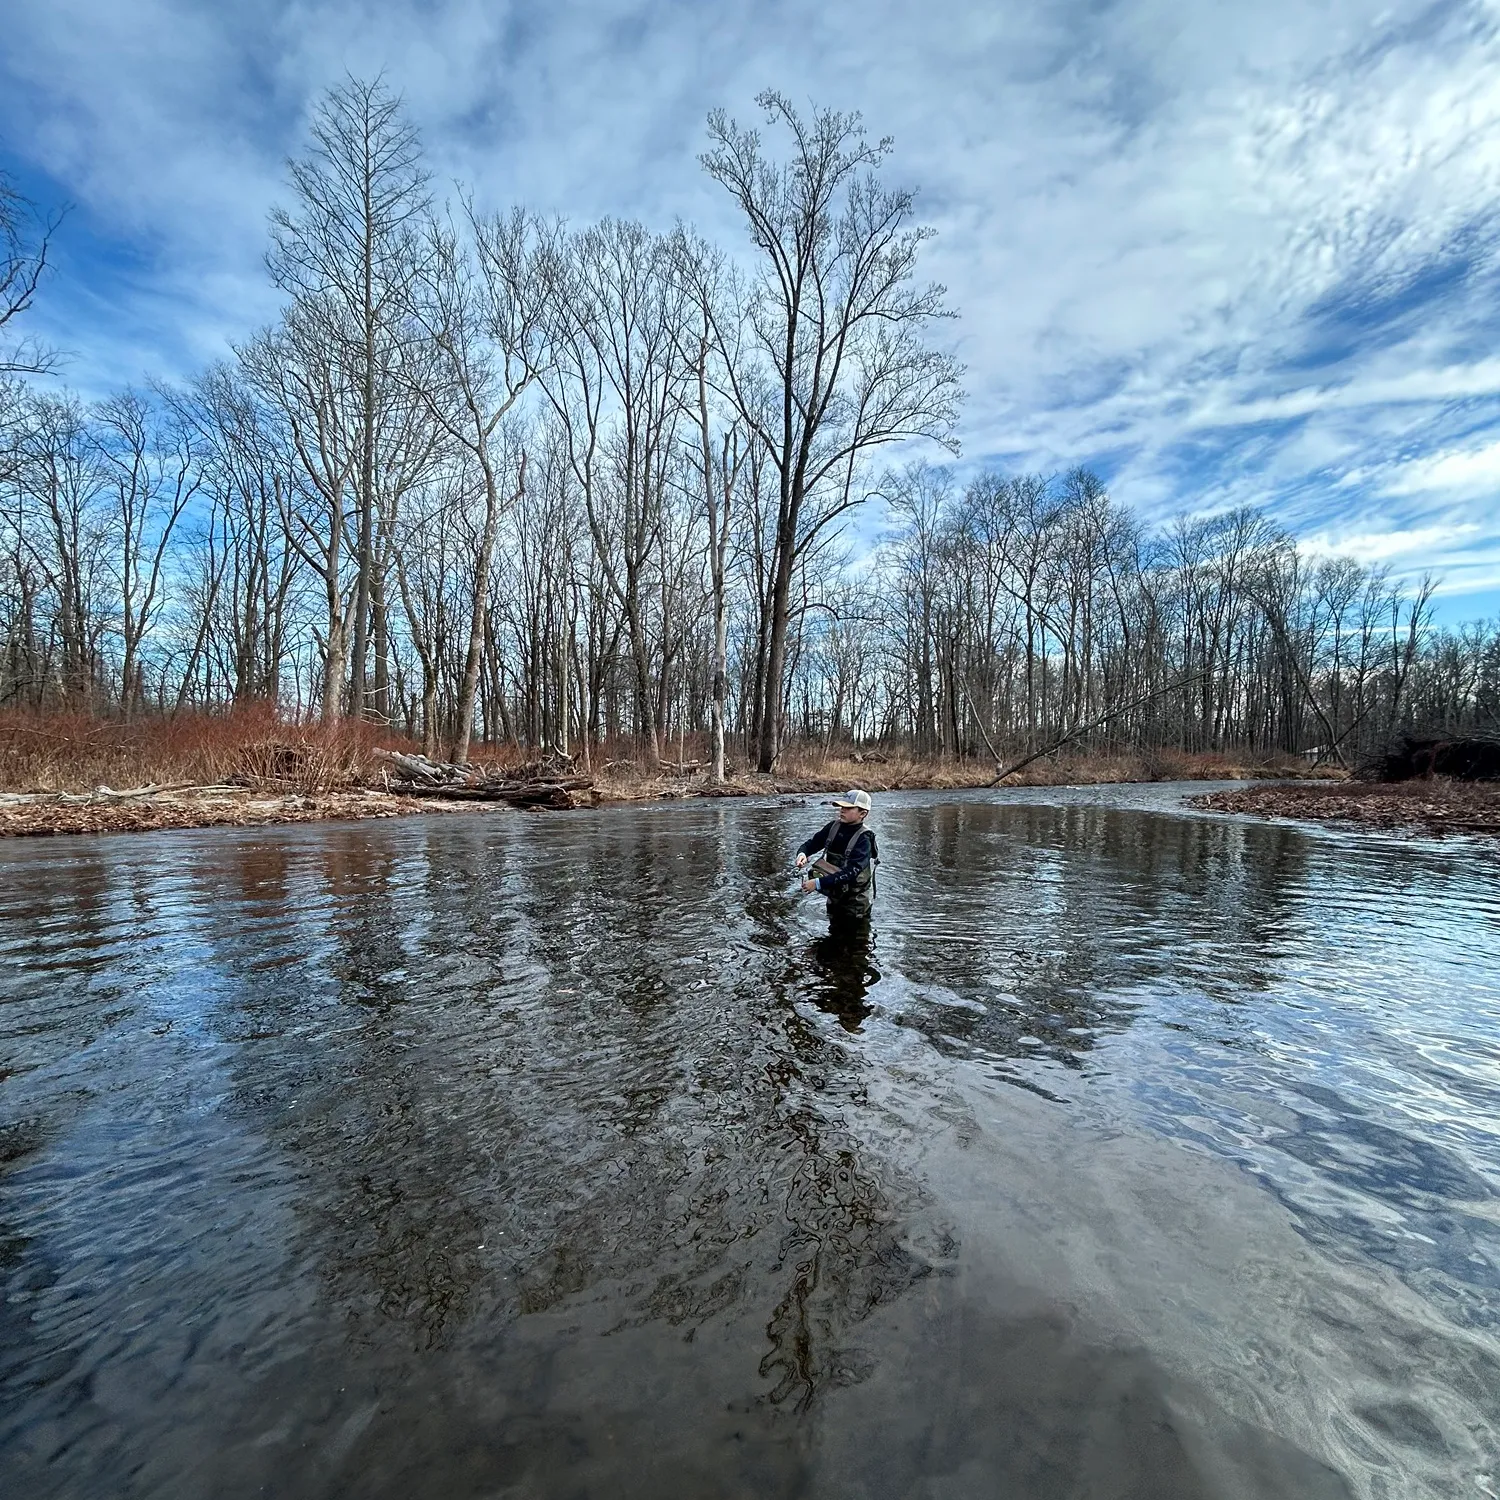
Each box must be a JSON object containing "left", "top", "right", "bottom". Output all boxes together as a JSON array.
[{"left": 2, "top": 0, "right": 1498, "bottom": 613}]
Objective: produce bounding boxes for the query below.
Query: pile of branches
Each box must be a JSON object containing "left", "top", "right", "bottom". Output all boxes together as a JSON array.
[{"left": 374, "top": 749, "right": 594, "bottom": 809}]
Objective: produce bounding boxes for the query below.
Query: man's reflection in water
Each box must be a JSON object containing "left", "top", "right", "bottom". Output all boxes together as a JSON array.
[{"left": 805, "top": 918, "right": 881, "bottom": 1032}]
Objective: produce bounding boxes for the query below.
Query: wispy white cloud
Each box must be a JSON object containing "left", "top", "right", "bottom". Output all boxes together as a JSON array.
[
  {"left": 1302, "top": 520, "right": 1484, "bottom": 565},
  {"left": 1381, "top": 439, "right": 1500, "bottom": 496},
  {"left": 2, "top": 0, "right": 1499, "bottom": 610},
  {"left": 1182, "top": 361, "right": 1500, "bottom": 429}
]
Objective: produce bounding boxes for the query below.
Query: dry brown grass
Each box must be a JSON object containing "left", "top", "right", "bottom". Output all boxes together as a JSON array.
[
  {"left": 0, "top": 711, "right": 1327, "bottom": 810},
  {"left": 758, "top": 743, "right": 1320, "bottom": 791},
  {"left": 583, "top": 740, "right": 1325, "bottom": 802},
  {"left": 0, "top": 704, "right": 398, "bottom": 795}
]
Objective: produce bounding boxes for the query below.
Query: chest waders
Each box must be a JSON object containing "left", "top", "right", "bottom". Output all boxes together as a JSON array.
[{"left": 812, "top": 820, "right": 878, "bottom": 920}]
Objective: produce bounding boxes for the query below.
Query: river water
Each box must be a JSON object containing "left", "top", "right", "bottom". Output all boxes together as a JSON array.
[{"left": 0, "top": 784, "right": 1496, "bottom": 1499}]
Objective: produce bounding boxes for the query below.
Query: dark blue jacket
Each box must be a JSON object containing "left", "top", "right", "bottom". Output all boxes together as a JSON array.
[{"left": 798, "top": 819, "right": 875, "bottom": 893}]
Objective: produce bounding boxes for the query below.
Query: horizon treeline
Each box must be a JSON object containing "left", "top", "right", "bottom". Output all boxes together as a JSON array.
[{"left": 2, "top": 80, "right": 1496, "bottom": 776}]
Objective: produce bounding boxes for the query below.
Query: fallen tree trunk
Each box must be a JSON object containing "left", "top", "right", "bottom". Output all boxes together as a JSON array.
[
  {"left": 501, "top": 781, "right": 593, "bottom": 808},
  {"left": 380, "top": 751, "right": 447, "bottom": 785},
  {"left": 390, "top": 780, "right": 588, "bottom": 804},
  {"left": 988, "top": 674, "right": 1204, "bottom": 787},
  {"left": 373, "top": 748, "right": 464, "bottom": 785},
  {"left": 48, "top": 782, "right": 238, "bottom": 804}
]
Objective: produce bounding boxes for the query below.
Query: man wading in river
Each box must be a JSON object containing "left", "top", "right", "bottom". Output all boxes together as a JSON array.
[{"left": 796, "top": 789, "right": 878, "bottom": 923}]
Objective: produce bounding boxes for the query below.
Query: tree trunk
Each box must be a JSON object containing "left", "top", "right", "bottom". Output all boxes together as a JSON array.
[
  {"left": 757, "top": 535, "right": 796, "bottom": 772},
  {"left": 454, "top": 454, "right": 523, "bottom": 763},
  {"left": 371, "top": 568, "right": 390, "bottom": 722},
  {"left": 322, "top": 611, "right": 348, "bottom": 727}
]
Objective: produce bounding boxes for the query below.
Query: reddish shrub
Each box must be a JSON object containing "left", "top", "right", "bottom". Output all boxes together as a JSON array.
[{"left": 0, "top": 705, "right": 403, "bottom": 794}]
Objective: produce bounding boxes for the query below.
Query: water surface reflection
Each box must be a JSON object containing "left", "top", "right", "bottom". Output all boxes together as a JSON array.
[{"left": 0, "top": 785, "right": 1495, "bottom": 1498}]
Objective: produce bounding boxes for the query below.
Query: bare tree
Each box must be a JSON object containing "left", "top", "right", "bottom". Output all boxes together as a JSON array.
[
  {"left": 702, "top": 92, "right": 963, "bottom": 769},
  {"left": 673, "top": 231, "right": 746, "bottom": 781},
  {"left": 239, "top": 299, "right": 360, "bottom": 724},
  {"left": 0, "top": 173, "right": 65, "bottom": 375},
  {"left": 95, "top": 391, "right": 200, "bottom": 717},
  {"left": 172, "top": 366, "right": 302, "bottom": 703},
  {"left": 538, "top": 219, "right": 693, "bottom": 762},
  {"left": 409, "top": 208, "right": 554, "bottom": 760},
  {"left": 15, "top": 394, "right": 110, "bottom": 705},
  {"left": 268, "top": 76, "right": 432, "bottom": 719},
  {"left": 391, "top": 471, "right": 464, "bottom": 755}
]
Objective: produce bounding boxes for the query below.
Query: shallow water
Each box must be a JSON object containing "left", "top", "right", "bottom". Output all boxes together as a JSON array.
[{"left": 0, "top": 784, "right": 1496, "bottom": 1499}]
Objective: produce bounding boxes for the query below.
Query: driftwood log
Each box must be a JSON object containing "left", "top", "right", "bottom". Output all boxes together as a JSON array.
[
  {"left": 391, "top": 778, "right": 593, "bottom": 808},
  {"left": 372, "top": 749, "right": 594, "bottom": 809},
  {"left": 22, "top": 782, "right": 245, "bottom": 805}
]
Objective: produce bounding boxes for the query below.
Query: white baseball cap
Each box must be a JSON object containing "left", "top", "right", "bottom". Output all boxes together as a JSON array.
[{"left": 830, "top": 789, "right": 872, "bottom": 811}]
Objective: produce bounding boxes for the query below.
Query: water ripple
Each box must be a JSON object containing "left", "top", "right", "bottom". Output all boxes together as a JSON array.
[{"left": 1, "top": 790, "right": 1497, "bottom": 1497}]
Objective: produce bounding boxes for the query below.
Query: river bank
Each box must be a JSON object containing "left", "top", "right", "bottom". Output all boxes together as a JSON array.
[
  {"left": 0, "top": 786, "right": 451, "bottom": 838},
  {"left": 0, "top": 745, "right": 1326, "bottom": 838},
  {"left": 1192, "top": 778, "right": 1500, "bottom": 838}
]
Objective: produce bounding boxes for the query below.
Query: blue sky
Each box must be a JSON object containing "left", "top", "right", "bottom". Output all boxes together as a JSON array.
[{"left": 3, "top": 0, "right": 1499, "bottom": 620}]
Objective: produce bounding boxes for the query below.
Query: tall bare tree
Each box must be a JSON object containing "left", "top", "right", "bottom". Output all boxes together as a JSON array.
[
  {"left": 268, "top": 76, "right": 432, "bottom": 720},
  {"left": 95, "top": 391, "right": 200, "bottom": 718},
  {"left": 239, "top": 299, "right": 360, "bottom": 723},
  {"left": 674, "top": 232, "right": 746, "bottom": 783},
  {"left": 173, "top": 366, "right": 301, "bottom": 704},
  {"left": 409, "top": 208, "right": 554, "bottom": 760},
  {"left": 15, "top": 394, "right": 109, "bottom": 705},
  {"left": 539, "top": 219, "right": 693, "bottom": 762},
  {"left": 702, "top": 92, "right": 963, "bottom": 769}
]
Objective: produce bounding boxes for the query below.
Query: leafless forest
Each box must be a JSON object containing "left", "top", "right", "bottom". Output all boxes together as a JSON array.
[{"left": 2, "top": 81, "right": 1496, "bottom": 779}]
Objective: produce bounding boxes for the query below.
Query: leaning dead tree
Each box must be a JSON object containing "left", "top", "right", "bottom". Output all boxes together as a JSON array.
[{"left": 983, "top": 675, "right": 1206, "bottom": 785}]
